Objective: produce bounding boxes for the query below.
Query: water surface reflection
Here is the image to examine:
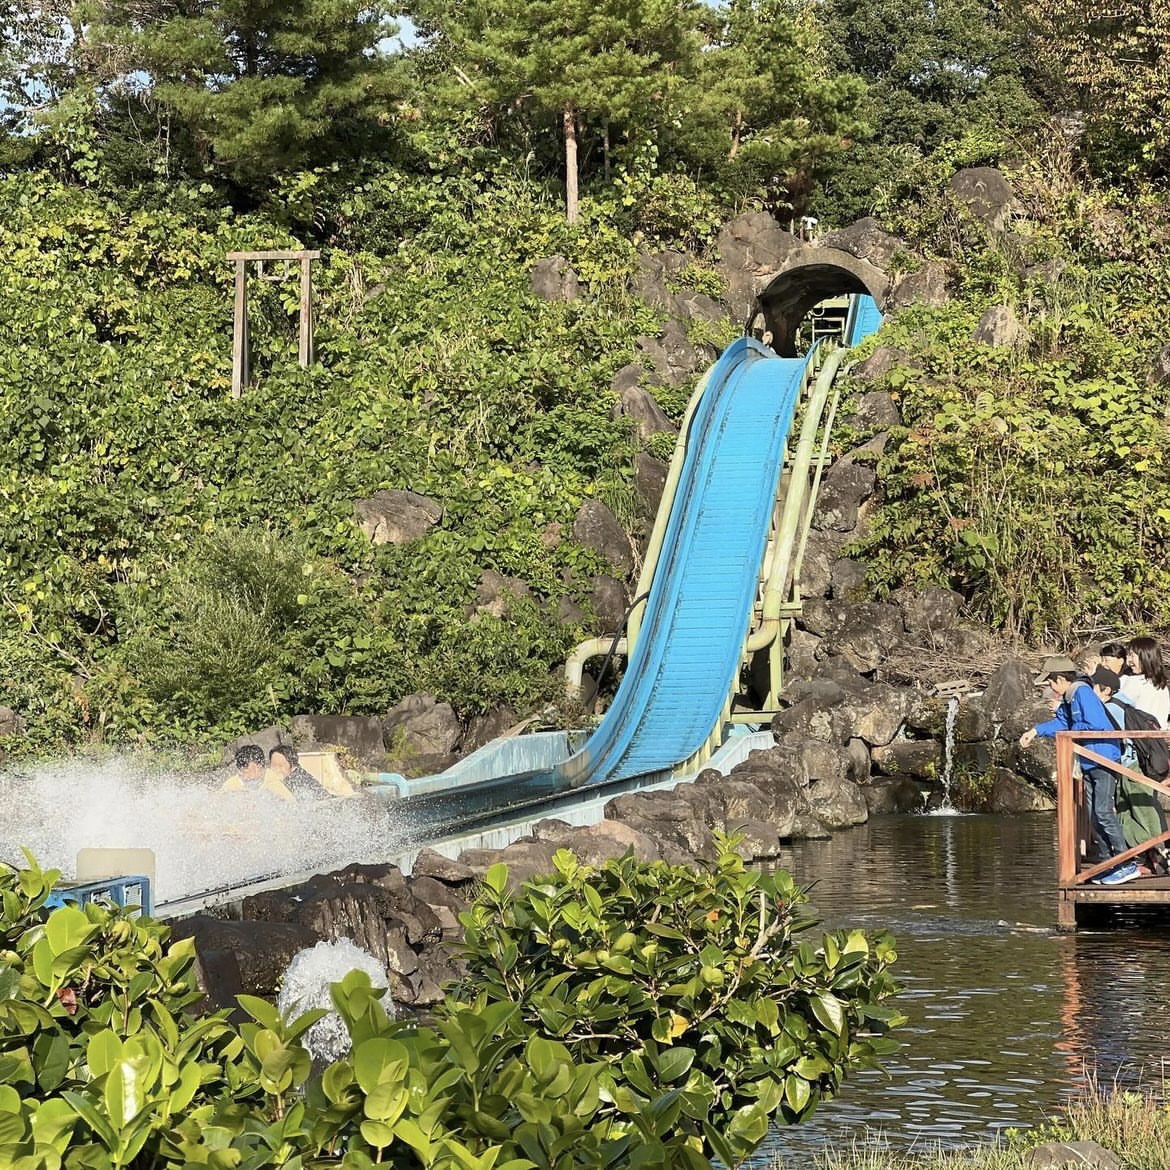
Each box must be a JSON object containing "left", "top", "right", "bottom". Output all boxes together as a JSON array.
[{"left": 758, "top": 813, "right": 1170, "bottom": 1162}]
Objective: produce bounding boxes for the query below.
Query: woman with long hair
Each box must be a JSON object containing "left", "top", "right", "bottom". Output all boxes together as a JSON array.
[{"left": 1120, "top": 636, "right": 1170, "bottom": 728}]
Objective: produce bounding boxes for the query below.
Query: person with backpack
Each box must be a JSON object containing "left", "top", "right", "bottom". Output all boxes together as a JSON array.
[
  {"left": 1091, "top": 665, "right": 1168, "bottom": 874},
  {"left": 1019, "top": 655, "right": 1138, "bottom": 885},
  {"left": 1120, "top": 636, "right": 1170, "bottom": 729}
]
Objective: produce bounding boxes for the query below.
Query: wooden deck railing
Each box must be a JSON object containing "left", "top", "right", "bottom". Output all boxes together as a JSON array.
[{"left": 1055, "top": 729, "right": 1170, "bottom": 886}]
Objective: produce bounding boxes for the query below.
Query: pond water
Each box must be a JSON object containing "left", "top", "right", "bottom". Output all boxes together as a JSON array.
[{"left": 756, "top": 812, "right": 1170, "bottom": 1164}]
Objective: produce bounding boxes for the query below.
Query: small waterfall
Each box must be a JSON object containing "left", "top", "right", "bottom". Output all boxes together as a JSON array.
[
  {"left": 277, "top": 939, "right": 394, "bottom": 1063},
  {"left": 926, "top": 696, "right": 961, "bottom": 816}
]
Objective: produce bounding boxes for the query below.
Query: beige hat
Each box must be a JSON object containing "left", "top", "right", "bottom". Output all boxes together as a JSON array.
[{"left": 1034, "top": 655, "right": 1079, "bottom": 684}]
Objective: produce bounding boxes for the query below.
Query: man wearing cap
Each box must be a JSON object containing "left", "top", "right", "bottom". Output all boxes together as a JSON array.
[{"left": 1019, "top": 655, "right": 1138, "bottom": 885}]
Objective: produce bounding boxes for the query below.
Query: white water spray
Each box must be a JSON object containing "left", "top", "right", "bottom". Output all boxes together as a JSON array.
[
  {"left": 0, "top": 755, "right": 412, "bottom": 905},
  {"left": 278, "top": 939, "right": 394, "bottom": 1063}
]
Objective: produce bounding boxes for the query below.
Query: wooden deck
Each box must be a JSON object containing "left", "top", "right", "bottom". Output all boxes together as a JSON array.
[{"left": 1055, "top": 729, "right": 1170, "bottom": 929}]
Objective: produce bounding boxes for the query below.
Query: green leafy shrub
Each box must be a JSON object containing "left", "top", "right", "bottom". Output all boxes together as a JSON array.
[
  {"left": 453, "top": 841, "right": 905, "bottom": 1168},
  {"left": 0, "top": 849, "right": 898, "bottom": 1169}
]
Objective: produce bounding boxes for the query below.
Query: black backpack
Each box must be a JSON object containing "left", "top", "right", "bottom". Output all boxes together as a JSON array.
[{"left": 1122, "top": 703, "right": 1170, "bottom": 781}]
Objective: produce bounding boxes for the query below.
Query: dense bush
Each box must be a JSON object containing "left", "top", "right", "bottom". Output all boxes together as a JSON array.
[
  {"left": 0, "top": 848, "right": 903, "bottom": 1168},
  {"left": 454, "top": 841, "right": 904, "bottom": 1168},
  {"left": 0, "top": 167, "right": 668, "bottom": 756},
  {"left": 846, "top": 161, "right": 1170, "bottom": 640}
]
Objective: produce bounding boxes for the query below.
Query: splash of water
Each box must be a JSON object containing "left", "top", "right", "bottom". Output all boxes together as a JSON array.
[
  {"left": 277, "top": 938, "right": 394, "bottom": 1063},
  {"left": 0, "top": 755, "right": 413, "bottom": 905}
]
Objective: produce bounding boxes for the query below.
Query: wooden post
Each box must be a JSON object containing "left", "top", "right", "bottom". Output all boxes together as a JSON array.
[
  {"left": 227, "top": 249, "right": 319, "bottom": 395},
  {"left": 1056, "top": 732, "right": 1076, "bottom": 886},
  {"left": 298, "top": 255, "right": 313, "bottom": 367},
  {"left": 231, "top": 257, "right": 249, "bottom": 399}
]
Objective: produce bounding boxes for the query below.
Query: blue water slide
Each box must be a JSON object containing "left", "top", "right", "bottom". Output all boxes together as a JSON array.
[
  {"left": 846, "top": 294, "right": 882, "bottom": 346},
  {"left": 559, "top": 337, "right": 809, "bottom": 786},
  {"left": 398, "top": 296, "right": 883, "bottom": 831}
]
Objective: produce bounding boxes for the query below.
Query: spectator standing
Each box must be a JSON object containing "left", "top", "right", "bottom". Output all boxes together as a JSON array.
[
  {"left": 1019, "top": 655, "right": 1138, "bottom": 885},
  {"left": 1120, "top": 636, "right": 1170, "bottom": 728}
]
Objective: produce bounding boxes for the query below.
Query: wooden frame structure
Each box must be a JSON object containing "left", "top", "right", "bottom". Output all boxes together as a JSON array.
[
  {"left": 1055, "top": 728, "right": 1170, "bottom": 929},
  {"left": 227, "top": 249, "right": 320, "bottom": 397}
]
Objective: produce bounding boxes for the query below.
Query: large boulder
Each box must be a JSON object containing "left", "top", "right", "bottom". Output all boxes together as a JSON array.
[
  {"left": 978, "top": 657, "right": 1048, "bottom": 741},
  {"left": 170, "top": 916, "right": 321, "bottom": 998},
  {"left": 850, "top": 346, "right": 917, "bottom": 383},
  {"left": 588, "top": 574, "right": 629, "bottom": 635},
  {"left": 633, "top": 452, "right": 669, "bottom": 517},
  {"left": 988, "top": 768, "right": 1056, "bottom": 814},
  {"left": 863, "top": 776, "right": 926, "bottom": 814},
  {"left": 457, "top": 838, "right": 564, "bottom": 888},
  {"left": 887, "top": 262, "right": 949, "bottom": 309},
  {"left": 561, "top": 818, "right": 663, "bottom": 865},
  {"left": 830, "top": 558, "right": 869, "bottom": 603},
  {"left": 896, "top": 586, "right": 963, "bottom": 638},
  {"left": 354, "top": 490, "right": 442, "bottom": 545},
  {"left": 716, "top": 212, "right": 804, "bottom": 319},
  {"left": 727, "top": 756, "right": 806, "bottom": 837},
  {"left": 603, "top": 791, "right": 712, "bottom": 858},
  {"left": 383, "top": 694, "right": 462, "bottom": 759},
  {"left": 812, "top": 461, "right": 877, "bottom": 533},
  {"left": 820, "top": 218, "right": 902, "bottom": 269},
  {"left": 636, "top": 321, "right": 706, "bottom": 386},
  {"left": 290, "top": 714, "right": 384, "bottom": 763},
  {"left": 903, "top": 694, "right": 991, "bottom": 743},
  {"left": 472, "top": 569, "right": 532, "bottom": 619},
  {"left": 806, "top": 776, "right": 869, "bottom": 828},
  {"left": 410, "top": 848, "right": 477, "bottom": 885},
  {"left": 613, "top": 378, "right": 675, "bottom": 441},
  {"left": 573, "top": 499, "right": 634, "bottom": 576},
  {"left": 461, "top": 705, "right": 518, "bottom": 753},
  {"left": 632, "top": 251, "right": 690, "bottom": 309},
  {"left": 972, "top": 304, "right": 1023, "bottom": 348},
  {"left": 851, "top": 390, "right": 903, "bottom": 430},
  {"left": 693, "top": 771, "right": 776, "bottom": 827},
  {"left": 1147, "top": 341, "right": 1170, "bottom": 387},
  {"left": 870, "top": 738, "right": 943, "bottom": 779},
  {"left": 947, "top": 167, "right": 1022, "bottom": 233},
  {"left": 820, "top": 602, "right": 905, "bottom": 674},
  {"left": 222, "top": 724, "right": 289, "bottom": 764},
  {"left": 529, "top": 256, "right": 581, "bottom": 302}
]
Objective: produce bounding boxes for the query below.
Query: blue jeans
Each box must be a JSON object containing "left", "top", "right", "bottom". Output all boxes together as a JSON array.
[{"left": 1083, "top": 765, "right": 1128, "bottom": 859}]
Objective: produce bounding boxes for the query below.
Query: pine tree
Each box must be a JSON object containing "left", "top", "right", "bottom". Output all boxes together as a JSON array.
[
  {"left": 91, "top": 0, "right": 402, "bottom": 184},
  {"left": 404, "top": 0, "right": 705, "bottom": 223}
]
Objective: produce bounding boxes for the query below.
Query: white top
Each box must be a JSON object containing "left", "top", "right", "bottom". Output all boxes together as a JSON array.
[{"left": 1119, "top": 674, "right": 1170, "bottom": 728}]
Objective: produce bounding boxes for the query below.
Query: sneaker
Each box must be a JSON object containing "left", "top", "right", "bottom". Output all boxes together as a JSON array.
[{"left": 1096, "top": 861, "right": 1141, "bottom": 886}]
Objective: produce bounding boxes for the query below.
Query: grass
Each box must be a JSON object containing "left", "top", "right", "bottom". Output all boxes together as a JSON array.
[{"left": 771, "top": 1087, "right": 1170, "bottom": 1169}]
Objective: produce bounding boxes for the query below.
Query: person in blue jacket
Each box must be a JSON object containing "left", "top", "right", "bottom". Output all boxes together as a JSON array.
[{"left": 1019, "top": 655, "right": 1138, "bottom": 886}]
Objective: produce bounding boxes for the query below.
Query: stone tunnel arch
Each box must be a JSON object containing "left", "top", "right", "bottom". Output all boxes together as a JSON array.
[{"left": 751, "top": 247, "right": 889, "bottom": 357}]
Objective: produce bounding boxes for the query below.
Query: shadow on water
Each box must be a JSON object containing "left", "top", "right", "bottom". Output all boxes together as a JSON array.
[{"left": 756, "top": 812, "right": 1170, "bottom": 1162}]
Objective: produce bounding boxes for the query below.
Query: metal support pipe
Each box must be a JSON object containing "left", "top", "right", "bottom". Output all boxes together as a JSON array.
[
  {"left": 564, "top": 636, "right": 627, "bottom": 701},
  {"left": 742, "top": 345, "right": 849, "bottom": 702}
]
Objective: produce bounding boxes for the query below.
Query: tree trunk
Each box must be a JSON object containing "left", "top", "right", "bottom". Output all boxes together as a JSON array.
[
  {"left": 603, "top": 118, "right": 610, "bottom": 181},
  {"left": 563, "top": 103, "right": 579, "bottom": 224},
  {"left": 728, "top": 109, "right": 743, "bottom": 161}
]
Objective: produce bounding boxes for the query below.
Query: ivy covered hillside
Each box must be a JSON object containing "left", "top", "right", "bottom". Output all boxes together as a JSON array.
[{"left": 2, "top": 0, "right": 1170, "bottom": 757}]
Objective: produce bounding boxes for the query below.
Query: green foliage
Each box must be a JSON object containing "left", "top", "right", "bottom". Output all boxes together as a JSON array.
[
  {"left": 453, "top": 840, "right": 905, "bottom": 1167},
  {"left": 0, "top": 851, "right": 898, "bottom": 1168},
  {"left": 812, "top": 0, "right": 1042, "bottom": 223},
  {"left": 850, "top": 164, "right": 1170, "bottom": 639},
  {"left": 89, "top": 1, "right": 404, "bottom": 186},
  {"left": 0, "top": 165, "right": 663, "bottom": 755}
]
